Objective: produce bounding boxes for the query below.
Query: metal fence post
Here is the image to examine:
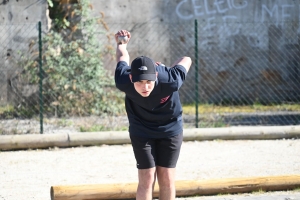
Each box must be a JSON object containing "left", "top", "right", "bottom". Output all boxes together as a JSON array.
[
  {"left": 194, "top": 19, "right": 199, "bottom": 128},
  {"left": 38, "top": 21, "right": 44, "bottom": 134}
]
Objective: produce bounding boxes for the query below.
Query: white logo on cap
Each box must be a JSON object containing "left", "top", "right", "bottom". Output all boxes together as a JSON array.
[{"left": 138, "top": 66, "right": 148, "bottom": 70}]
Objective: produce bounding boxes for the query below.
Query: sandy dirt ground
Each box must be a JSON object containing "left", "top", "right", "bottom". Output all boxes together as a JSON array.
[{"left": 0, "top": 139, "right": 300, "bottom": 200}]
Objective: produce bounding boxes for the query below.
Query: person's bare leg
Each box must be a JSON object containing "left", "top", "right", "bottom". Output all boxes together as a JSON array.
[
  {"left": 136, "top": 167, "right": 156, "bottom": 200},
  {"left": 156, "top": 166, "right": 176, "bottom": 200}
]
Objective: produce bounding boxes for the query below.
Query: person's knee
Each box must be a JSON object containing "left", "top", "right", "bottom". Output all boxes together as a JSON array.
[
  {"left": 139, "top": 177, "right": 155, "bottom": 188},
  {"left": 158, "top": 177, "right": 174, "bottom": 188},
  {"left": 156, "top": 167, "right": 176, "bottom": 187},
  {"left": 138, "top": 168, "right": 156, "bottom": 188}
]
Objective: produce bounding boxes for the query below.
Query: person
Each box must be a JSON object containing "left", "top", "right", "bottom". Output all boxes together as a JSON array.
[{"left": 114, "top": 29, "right": 192, "bottom": 200}]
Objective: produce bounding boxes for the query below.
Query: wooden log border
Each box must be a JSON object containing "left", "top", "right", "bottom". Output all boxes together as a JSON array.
[
  {"left": 50, "top": 175, "right": 300, "bottom": 200},
  {"left": 1, "top": 126, "right": 299, "bottom": 150}
]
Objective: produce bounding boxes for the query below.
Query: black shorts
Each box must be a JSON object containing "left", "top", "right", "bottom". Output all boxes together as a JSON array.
[{"left": 129, "top": 133, "right": 183, "bottom": 169}]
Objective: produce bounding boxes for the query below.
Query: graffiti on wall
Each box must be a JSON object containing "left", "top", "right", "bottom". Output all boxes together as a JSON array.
[
  {"left": 176, "top": 0, "right": 248, "bottom": 20},
  {"left": 176, "top": 0, "right": 298, "bottom": 50}
]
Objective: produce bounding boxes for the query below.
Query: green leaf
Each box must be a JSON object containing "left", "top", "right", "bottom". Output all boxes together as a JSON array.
[{"left": 47, "top": 0, "right": 53, "bottom": 7}]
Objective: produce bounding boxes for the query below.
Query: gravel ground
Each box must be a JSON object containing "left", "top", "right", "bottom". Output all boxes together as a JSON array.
[{"left": 0, "top": 139, "right": 300, "bottom": 200}]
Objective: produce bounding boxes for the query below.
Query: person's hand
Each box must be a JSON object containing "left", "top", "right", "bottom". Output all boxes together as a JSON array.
[
  {"left": 115, "top": 30, "right": 131, "bottom": 44},
  {"left": 155, "top": 61, "right": 165, "bottom": 66}
]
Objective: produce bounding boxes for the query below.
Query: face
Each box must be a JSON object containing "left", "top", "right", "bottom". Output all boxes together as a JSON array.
[{"left": 129, "top": 74, "right": 157, "bottom": 97}]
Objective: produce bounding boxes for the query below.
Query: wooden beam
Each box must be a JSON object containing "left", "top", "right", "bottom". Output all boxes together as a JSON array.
[
  {"left": 50, "top": 175, "right": 300, "bottom": 200},
  {"left": 1, "top": 125, "right": 300, "bottom": 150},
  {"left": 0, "top": 133, "right": 69, "bottom": 150}
]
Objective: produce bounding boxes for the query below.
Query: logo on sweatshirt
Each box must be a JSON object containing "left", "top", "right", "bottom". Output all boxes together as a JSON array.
[{"left": 160, "top": 96, "right": 170, "bottom": 104}]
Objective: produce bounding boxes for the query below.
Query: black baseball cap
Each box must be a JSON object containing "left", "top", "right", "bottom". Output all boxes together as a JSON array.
[{"left": 131, "top": 56, "right": 156, "bottom": 82}]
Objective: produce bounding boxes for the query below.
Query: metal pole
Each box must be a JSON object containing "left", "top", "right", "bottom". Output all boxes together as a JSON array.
[
  {"left": 38, "top": 21, "right": 44, "bottom": 134},
  {"left": 194, "top": 19, "right": 199, "bottom": 128}
]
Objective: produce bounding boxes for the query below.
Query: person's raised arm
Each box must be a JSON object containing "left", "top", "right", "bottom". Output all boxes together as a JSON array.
[
  {"left": 115, "top": 30, "right": 131, "bottom": 65},
  {"left": 171, "top": 56, "right": 192, "bottom": 72}
]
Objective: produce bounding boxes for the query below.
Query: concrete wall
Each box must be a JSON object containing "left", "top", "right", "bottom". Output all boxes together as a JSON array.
[
  {"left": 92, "top": 0, "right": 300, "bottom": 103},
  {"left": 0, "top": 0, "right": 48, "bottom": 106},
  {"left": 0, "top": 0, "right": 299, "bottom": 105}
]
